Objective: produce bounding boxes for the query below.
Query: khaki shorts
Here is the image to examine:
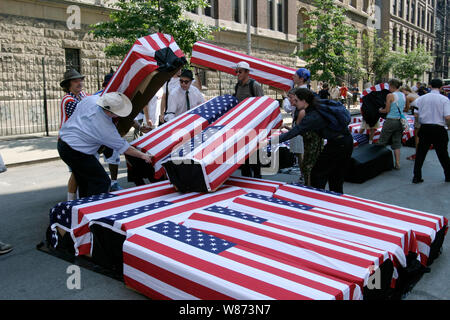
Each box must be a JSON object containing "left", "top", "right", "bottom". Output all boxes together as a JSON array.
[
  {"left": 361, "top": 119, "right": 380, "bottom": 130},
  {"left": 377, "top": 118, "right": 403, "bottom": 150}
]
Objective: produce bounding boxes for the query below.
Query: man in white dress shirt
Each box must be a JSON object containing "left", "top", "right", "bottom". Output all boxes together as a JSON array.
[
  {"left": 412, "top": 78, "right": 450, "bottom": 183},
  {"left": 58, "top": 92, "right": 153, "bottom": 197},
  {"left": 164, "top": 69, "right": 205, "bottom": 122}
]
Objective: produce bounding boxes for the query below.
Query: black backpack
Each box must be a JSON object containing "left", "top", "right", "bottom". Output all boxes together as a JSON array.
[
  {"left": 316, "top": 99, "right": 351, "bottom": 132},
  {"left": 234, "top": 79, "right": 256, "bottom": 97}
]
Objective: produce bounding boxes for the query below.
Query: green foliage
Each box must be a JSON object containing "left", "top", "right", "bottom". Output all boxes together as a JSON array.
[
  {"left": 297, "top": 0, "right": 359, "bottom": 86},
  {"left": 391, "top": 46, "right": 434, "bottom": 83},
  {"left": 361, "top": 32, "right": 397, "bottom": 83},
  {"left": 90, "top": 0, "right": 218, "bottom": 58}
]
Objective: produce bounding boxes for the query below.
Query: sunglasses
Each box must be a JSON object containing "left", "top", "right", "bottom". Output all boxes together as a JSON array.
[
  {"left": 235, "top": 69, "right": 247, "bottom": 74},
  {"left": 179, "top": 79, "right": 191, "bottom": 84}
]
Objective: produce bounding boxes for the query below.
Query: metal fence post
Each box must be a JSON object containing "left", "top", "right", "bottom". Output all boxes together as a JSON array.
[
  {"left": 97, "top": 60, "right": 100, "bottom": 91},
  {"left": 42, "top": 57, "right": 49, "bottom": 136}
]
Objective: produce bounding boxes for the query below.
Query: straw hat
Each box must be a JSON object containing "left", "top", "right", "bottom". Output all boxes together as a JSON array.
[{"left": 97, "top": 92, "right": 132, "bottom": 117}]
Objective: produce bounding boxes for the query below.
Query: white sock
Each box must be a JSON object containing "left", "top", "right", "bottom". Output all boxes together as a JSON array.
[{"left": 67, "top": 192, "right": 76, "bottom": 201}]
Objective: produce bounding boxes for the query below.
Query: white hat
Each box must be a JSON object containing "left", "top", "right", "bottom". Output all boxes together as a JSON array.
[
  {"left": 235, "top": 61, "right": 251, "bottom": 71},
  {"left": 97, "top": 92, "right": 132, "bottom": 117}
]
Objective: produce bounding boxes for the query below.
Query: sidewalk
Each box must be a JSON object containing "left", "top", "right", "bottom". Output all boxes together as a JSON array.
[
  {"left": 0, "top": 133, "right": 60, "bottom": 167},
  {"left": 0, "top": 131, "right": 137, "bottom": 167}
]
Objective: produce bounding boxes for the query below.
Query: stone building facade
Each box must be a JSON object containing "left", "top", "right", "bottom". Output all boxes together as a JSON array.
[
  {"left": 377, "top": 0, "right": 437, "bottom": 82},
  {"left": 0, "top": 0, "right": 377, "bottom": 136},
  {"left": 0, "top": 0, "right": 121, "bottom": 135}
]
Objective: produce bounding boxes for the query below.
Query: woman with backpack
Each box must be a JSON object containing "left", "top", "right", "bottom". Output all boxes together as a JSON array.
[{"left": 274, "top": 88, "right": 353, "bottom": 194}]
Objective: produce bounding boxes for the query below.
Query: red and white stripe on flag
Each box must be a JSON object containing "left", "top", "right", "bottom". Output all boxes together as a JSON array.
[
  {"left": 102, "top": 33, "right": 184, "bottom": 99},
  {"left": 165, "top": 96, "right": 283, "bottom": 192},
  {"left": 123, "top": 221, "right": 361, "bottom": 300},
  {"left": 68, "top": 181, "right": 181, "bottom": 256},
  {"left": 224, "top": 176, "right": 285, "bottom": 197},
  {"left": 229, "top": 193, "right": 413, "bottom": 273},
  {"left": 183, "top": 206, "right": 391, "bottom": 298},
  {"left": 131, "top": 95, "right": 238, "bottom": 179},
  {"left": 274, "top": 184, "right": 448, "bottom": 265},
  {"left": 191, "top": 41, "right": 296, "bottom": 91},
  {"left": 131, "top": 111, "right": 209, "bottom": 179},
  {"left": 88, "top": 186, "right": 247, "bottom": 238},
  {"left": 359, "top": 83, "right": 389, "bottom": 107}
]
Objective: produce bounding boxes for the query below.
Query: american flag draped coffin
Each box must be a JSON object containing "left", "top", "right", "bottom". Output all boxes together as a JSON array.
[
  {"left": 190, "top": 41, "right": 296, "bottom": 92},
  {"left": 130, "top": 95, "right": 238, "bottom": 180},
  {"left": 162, "top": 96, "right": 283, "bottom": 192},
  {"left": 48, "top": 180, "right": 246, "bottom": 256},
  {"left": 274, "top": 184, "right": 448, "bottom": 266},
  {"left": 101, "top": 33, "right": 187, "bottom": 136}
]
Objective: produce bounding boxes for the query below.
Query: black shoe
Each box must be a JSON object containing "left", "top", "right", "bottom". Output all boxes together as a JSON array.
[{"left": 412, "top": 177, "right": 424, "bottom": 184}]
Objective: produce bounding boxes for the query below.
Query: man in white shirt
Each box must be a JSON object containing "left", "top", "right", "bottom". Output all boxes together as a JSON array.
[
  {"left": 58, "top": 92, "right": 153, "bottom": 197},
  {"left": 164, "top": 69, "right": 205, "bottom": 122},
  {"left": 412, "top": 78, "right": 450, "bottom": 183}
]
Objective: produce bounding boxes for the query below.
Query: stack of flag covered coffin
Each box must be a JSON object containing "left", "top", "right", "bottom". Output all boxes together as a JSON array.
[
  {"left": 162, "top": 96, "right": 283, "bottom": 192},
  {"left": 47, "top": 37, "right": 447, "bottom": 300}
]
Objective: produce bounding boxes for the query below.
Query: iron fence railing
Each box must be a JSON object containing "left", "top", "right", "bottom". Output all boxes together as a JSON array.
[{"left": 0, "top": 56, "right": 119, "bottom": 136}]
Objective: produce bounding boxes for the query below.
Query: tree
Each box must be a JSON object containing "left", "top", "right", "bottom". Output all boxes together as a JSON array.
[
  {"left": 361, "top": 32, "right": 398, "bottom": 83},
  {"left": 391, "top": 46, "right": 434, "bottom": 83},
  {"left": 90, "top": 0, "right": 218, "bottom": 58},
  {"left": 297, "top": 0, "right": 359, "bottom": 86}
]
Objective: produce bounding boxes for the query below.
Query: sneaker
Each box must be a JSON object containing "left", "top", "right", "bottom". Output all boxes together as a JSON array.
[
  {"left": 110, "top": 182, "right": 123, "bottom": 192},
  {"left": 0, "top": 242, "right": 13, "bottom": 255},
  {"left": 406, "top": 154, "right": 416, "bottom": 160}
]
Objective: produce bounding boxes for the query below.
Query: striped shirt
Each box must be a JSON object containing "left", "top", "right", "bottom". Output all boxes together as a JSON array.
[{"left": 59, "top": 91, "right": 88, "bottom": 128}]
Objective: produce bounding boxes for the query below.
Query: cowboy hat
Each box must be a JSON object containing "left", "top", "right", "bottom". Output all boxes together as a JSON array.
[
  {"left": 97, "top": 92, "right": 132, "bottom": 117},
  {"left": 60, "top": 68, "right": 85, "bottom": 88}
]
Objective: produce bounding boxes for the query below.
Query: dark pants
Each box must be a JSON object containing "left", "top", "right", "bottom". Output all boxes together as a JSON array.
[
  {"left": 413, "top": 124, "right": 450, "bottom": 180},
  {"left": 58, "top": 139, "right": 111, "bottom": 198},
  {"left": 311, "top": 134, "right": 353, "bottom": 194},
  {"left": 240, "top": 151, "right": 262, "bottom": 179}
]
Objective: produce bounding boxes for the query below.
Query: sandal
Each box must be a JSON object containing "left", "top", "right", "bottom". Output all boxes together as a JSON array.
[{"left": 406, "top": 154, "right": 416, "bottom": 160}]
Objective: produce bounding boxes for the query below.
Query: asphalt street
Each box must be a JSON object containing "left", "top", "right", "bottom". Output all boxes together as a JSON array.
[{"left": 0, "top": 139, "right": 449, "bottom": 300}]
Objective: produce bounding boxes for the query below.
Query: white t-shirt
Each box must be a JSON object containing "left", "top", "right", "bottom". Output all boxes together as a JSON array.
[
  {"left": 147, "top": 87, "right": 163, "bottom": 126},
  {"left": 164, "top": 85, "right": 205, "bottom": 121},
  {"left": 414, "top": 90, "right": 450, "bottom": 127}
]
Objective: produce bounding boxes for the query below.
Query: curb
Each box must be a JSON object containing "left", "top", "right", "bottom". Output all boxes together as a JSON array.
[{"left": 4, "top": 156, "right": 61, "bottom": 168}]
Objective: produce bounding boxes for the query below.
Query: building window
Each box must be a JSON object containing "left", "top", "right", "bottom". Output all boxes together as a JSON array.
[
  {"left": 430, "top": 14, "right": 434, "bottom": 33},
  {"left": 399, "top": 0, "right": 404, "bottom": 18},
  {"left": 204, "top": 0, "right": 216, "bottom": 18},
  {"left": 268, "top": 0, "right": 274, "bottom": 30},
  {"left": 232, "top": 0, "right": 240, "bottom": 23},
  {"left": 65, "top": 48, "right": 80, "bottom": 73},
  {"left": 411, "top": 1, "right": 416, "bottom": 24},
  {"left": 422, "top": 8, "right": 426, "bottom": 28},
  {"left": 351, "top": 0, "right": 357, "bottom": 8},
  {"left": 393, "top": 0, "right": 397, "bottom": 15},
  {"left": 363, "top": 0, "right": 369, "bottom": 12},
  {"left": 277, "top": 0, "right": 284, "bottom": 32},
  {"left": 406, "top": 0, "right": 410, "bottom": 21}
]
